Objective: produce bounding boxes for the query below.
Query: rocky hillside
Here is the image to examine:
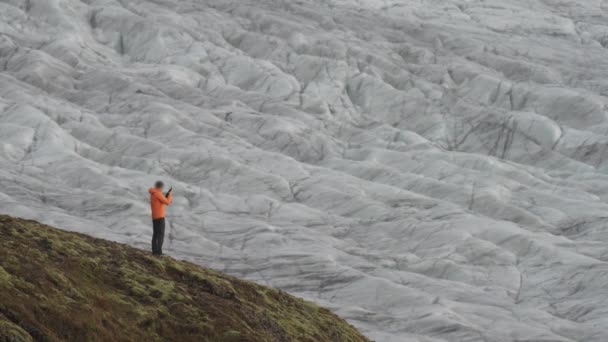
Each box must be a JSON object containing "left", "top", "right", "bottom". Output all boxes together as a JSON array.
[{"left": 0, "top": 215, "right": 369, "bottom": 342}]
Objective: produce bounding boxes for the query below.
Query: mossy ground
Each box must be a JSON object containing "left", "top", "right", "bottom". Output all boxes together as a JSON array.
[{"left": 0, "top": 216, "right": 370, "bottom": 342}]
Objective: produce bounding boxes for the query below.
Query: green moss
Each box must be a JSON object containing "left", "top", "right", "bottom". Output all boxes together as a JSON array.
[
  {"left": 0, "top": 215, "right": 370, "bottom": 342},
  {"left": 0, "top": 266, "right": 11, "bottom": 285},
  {"left": 220, "top": 329, "right": 242, "bottom": 342},
  {"left": 0, "top": 318, "right": 33, "bottom": 342}
]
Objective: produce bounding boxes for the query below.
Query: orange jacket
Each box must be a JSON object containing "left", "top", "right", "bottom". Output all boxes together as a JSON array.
[{"left": 149, "top": 187, "right": 172, "bottom": 219}]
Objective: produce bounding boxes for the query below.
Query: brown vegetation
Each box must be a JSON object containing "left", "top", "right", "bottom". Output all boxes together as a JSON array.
[{"left": 0, "top": 215, "right": 369, "bottom": 342}]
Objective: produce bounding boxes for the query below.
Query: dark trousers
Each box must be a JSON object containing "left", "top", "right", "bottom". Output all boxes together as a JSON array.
[{"left": 152, "top": 218, "right": 165, "bottom": 255}]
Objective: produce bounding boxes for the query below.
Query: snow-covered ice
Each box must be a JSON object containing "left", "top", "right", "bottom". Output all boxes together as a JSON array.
[{"left": 1, "top": 0, "right": 608, "bottom": 340}]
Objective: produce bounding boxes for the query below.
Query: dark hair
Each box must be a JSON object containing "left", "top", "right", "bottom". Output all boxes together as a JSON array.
[{"left": 155, "top": 181, "right": 164, "bottom": 188}]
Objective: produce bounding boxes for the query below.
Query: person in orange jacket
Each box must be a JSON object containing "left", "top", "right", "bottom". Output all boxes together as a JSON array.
[{"left": 149, "top": 181, "right": 173, "bottom": 256}]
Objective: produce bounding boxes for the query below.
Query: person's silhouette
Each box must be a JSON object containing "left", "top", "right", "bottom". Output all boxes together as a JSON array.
[{"left": 149, "top": 181, "right": 172, "bottom": 256}]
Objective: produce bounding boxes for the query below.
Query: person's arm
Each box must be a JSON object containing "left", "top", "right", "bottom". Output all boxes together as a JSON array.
[{"left": 155, "top": 191, "right": 172, "bottom": 205}]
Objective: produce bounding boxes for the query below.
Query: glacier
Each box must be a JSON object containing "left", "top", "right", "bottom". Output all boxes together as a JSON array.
[{"left": 1, "top": 0, "right": 608, "bottom": 341}]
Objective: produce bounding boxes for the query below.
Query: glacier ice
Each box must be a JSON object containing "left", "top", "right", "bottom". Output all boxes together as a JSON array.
[{"left": 1, "top": 0, "right": 608, "bottom": 341}]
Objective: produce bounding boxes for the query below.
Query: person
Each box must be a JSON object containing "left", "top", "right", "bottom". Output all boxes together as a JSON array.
[{"left": 149, "top": 181, "right": 173, "bottom": 256}]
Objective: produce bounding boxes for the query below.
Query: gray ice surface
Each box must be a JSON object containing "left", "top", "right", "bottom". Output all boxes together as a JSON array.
[{"left": 1, "top": 0, "right": 608, "bottom": 341}]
